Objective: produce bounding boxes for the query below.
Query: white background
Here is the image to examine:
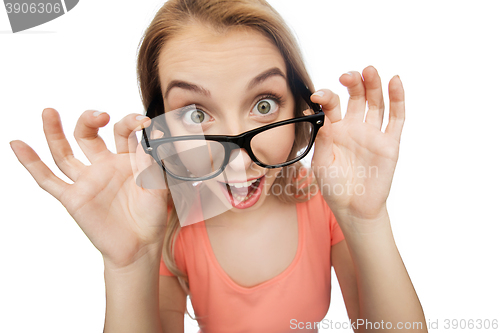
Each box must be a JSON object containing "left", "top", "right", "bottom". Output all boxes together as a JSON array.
[{"left": 1, "top": 1, "right": 499, "bottom": 332}]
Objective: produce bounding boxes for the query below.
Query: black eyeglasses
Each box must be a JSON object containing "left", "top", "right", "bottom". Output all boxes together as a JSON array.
[{"left": 141, "top": 80, "right": 324, "bottom": 181}]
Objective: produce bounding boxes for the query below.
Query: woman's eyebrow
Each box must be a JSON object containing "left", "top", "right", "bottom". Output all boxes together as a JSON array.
[
  {"left": 164, "top": 80, "right": 211, "bottom": 100},
  {"left": 163, "top": 67, "right": 286, "bottom": 100},
  {"left": 247, "top": 67, "right": 286, "bottom": 90}
]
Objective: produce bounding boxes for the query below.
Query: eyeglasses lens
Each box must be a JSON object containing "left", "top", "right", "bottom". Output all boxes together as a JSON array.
[
  {"left": 157, "top": 139, "right": 225, "bottom": 179},
  {"left": 249, "top": 121, "right": 313, "bottom": 166}
]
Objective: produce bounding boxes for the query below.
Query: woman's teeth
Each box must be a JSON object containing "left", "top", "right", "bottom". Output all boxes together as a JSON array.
[
  {"left": 224, "top": 177, "right": 262, "bottom": 204},
  {"left": 226, "top": 178, "right": 259, "bottom": 188}
]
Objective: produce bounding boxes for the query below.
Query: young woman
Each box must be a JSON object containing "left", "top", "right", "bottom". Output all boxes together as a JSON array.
[{"left": 10, "top": 0, "right": 427, "bottom": 332}]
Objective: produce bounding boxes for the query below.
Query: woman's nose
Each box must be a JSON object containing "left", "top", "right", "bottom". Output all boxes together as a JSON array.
[{"left": 225, "top": 148, "right": 253, "bottom": 175}]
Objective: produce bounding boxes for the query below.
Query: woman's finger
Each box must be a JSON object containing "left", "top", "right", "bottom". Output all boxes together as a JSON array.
[
  {"left": 10, "top": 140, "right": 69, "bottom": 201},
  {"left": 310, "top": 89, "right": 341, "bottom": 124},
  {"left": 363, "top": 66, "right": 385, "bottom": 129},
  {"left": 132, "top": 137, "right": 169, "bottom": 190},
  {"left": 310, "top": 91, "right": 337, "bottom": 169},
  {"left": 339, "top": 71, "right": 366, "bottom": 121},
  {"left": 42, "top": 108, "right": 86, "bottom": 181},
  {"left": 114, "top": 114, "right": 151, "bottom": 154},
  {"left": 73, "top": 110, "right": 112, "bottom": 163},
  {"left": 385, "top": 75, "right": 405, "bottom": 142}
]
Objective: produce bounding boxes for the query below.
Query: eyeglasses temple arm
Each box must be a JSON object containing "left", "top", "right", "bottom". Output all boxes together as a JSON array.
[
  {"left": 142, "top": 128, "right": 152, "bottom": 151},
  {"left": 294, "top": 78, "right": 322, "bottom": 113},
  {"left": 142, "top": 96, "right": 164, "bottom": 152}
]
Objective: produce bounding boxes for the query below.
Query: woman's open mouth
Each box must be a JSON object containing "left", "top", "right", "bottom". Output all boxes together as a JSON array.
[{"left": 218, "top": 175, "right": 265, "bottom": 209}]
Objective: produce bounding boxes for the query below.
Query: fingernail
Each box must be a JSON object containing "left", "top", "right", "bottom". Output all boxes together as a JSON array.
[
  {"left": 136, "top": 115, "right": 147, "bottom": 121},
  {"left": 93, "top": 111, "right": 104, "bottom": 117},
  {"left": 346, "top": 71, "right": 354, "bottom": 76},
  {"left": 312, "top": 91, "right": 325, "bottom": 97}
]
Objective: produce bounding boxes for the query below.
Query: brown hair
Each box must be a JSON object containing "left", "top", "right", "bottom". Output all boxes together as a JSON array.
[{"left": 136, "top": 0, "right": 316, "bottom": 320}]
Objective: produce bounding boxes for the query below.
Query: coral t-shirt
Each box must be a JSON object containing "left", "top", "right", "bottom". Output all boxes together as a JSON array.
[{"left": 160, "top": 192, "right": 345, "bottom": 333}]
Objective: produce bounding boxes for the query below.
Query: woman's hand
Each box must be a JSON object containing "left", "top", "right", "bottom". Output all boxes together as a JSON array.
[
  {"left": 10, "top": 109, "right": 170, "bottom": 269},
  {"left": 311, "top": 66, "right": 405, "bottom": 223}
]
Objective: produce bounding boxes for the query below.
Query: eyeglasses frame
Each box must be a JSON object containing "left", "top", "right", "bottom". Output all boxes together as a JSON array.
[{"left": 141, "top": 80, "right": 324, "bottom": 181}]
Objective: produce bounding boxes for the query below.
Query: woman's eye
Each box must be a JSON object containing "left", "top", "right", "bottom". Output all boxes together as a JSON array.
[
  {"left": 252, "top": 98, "right": 278, "bottom": 116},
  {"left": 183, "top": 109, "right": 209, "bottom": 124}
]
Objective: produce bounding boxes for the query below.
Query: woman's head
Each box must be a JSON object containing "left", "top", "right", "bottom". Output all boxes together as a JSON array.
[
  {"left": 137, "top": 0, "right": 315, "bottom": 204},
  {"left": 156, "top": 24, "right": 300, "bottom": 212}
]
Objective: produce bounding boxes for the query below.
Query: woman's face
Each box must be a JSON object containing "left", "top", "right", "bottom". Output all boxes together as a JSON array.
[{"left": 157, "top": 23, "right": 295, "bottom": 213}]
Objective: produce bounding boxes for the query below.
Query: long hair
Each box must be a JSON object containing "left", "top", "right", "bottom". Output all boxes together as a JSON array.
[{"left": 136, "top": 0, "right": 316, "bottom": 320}]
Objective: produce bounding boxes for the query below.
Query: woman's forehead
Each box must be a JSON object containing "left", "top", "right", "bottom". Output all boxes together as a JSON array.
[{"left": 157, "top": 24, "right": 287, "bottom": 89}]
